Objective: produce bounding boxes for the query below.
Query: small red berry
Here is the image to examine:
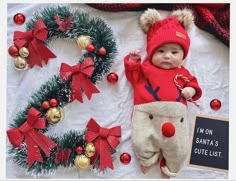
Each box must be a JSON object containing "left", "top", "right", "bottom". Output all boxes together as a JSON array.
[
  {"left": 49, "top": 98, "right": 58, "bottom": 107},
  {"left": 76, "top": 146, "right": 83, "bottom": 155},
  {"left": 42, "top": 101, "right": 50, "bottom": 109},
  {"left": 99, "top": 47, "right": 106, "bottom": 55},
  {"left": 86, "top": 44, "right": 95, "bottom": 52}
]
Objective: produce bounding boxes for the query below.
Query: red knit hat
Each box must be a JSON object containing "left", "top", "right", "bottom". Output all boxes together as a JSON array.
[{"left": 146, "top": 17, "right": 190, "bottom": 60}]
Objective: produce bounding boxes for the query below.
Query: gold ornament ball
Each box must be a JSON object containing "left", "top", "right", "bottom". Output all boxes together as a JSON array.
[
  {"left": 19, "top": 47, "right": 29, "bottom": 58},
  {"left": 76, "top": 35, "right": 91, "bottom": 49},
  {"left": 13, "top": 56, "right": 28, "bottom": 70},
  {"left": 46, "top": 107, "right": 64, "bottom": 124},
  {"left": 74, "top": 155, "right": 90, "bottom": 169},
  {"left": 85, "top": 143, "right": 96, "bottom": 158}
]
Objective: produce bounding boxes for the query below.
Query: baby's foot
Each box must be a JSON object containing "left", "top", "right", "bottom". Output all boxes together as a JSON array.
[
  {"left": 160, "top": 158, "right": 177, "bottom": 177},
  {"left": 161, "top": 171, "right": 170, "bottom": 179}
]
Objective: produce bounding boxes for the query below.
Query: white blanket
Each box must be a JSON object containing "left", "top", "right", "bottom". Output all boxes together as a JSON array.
[{"left": 6, "top": 3, "right": 229, "bottom": 179}]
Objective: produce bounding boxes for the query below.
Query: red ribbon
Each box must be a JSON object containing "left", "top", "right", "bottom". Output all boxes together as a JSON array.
[
  {"left": 7, "top": 107, "right": 57, "bottom": 167},
  {"left": 59, "top": 57, "right": 100, "bottom": 103},
  {"left": 55, "top": 15, "right": 72, "bottom": 32},
  {"left": 13, "top": 19, "right": 56, "bottom": 68},
  {"left": 54, "top": 147, "right": 72, "bottom": 165},
  {"left": 85, "top": 118, "right": 121, "bottom": 171}
]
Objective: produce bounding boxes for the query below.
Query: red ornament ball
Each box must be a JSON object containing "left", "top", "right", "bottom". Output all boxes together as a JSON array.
[
  {"left": 76, "top": 146, "right": 83, "bottom": 155},
  {"left": 49, "top": 98, "right": 58, "bottom": 107},
  {"left": 42, "top": 101, "right": 50, "bottom": 109},
  {"left": 99, "top": 47, "right": 106, "bottom": 55},
  {"left": 107, "top": 72, "right": 119, "bottom": 84},
  {"left": 120, "top": 152, "right": 131, "bottom": 165},
  {"left": 210, "top": 99, "right": 221, "bottom": 111},
  {"left": 162, "top": 122, "right": 175, "bottom": 137},
  {"left": 86, "top": 44, "right": 95, "bottom": 52},
  {"left": 13, "top": 13, "right": 26, "bottom": 25},
  {"left": 8, "top": 45, "right": 19, "bottom": 57}
]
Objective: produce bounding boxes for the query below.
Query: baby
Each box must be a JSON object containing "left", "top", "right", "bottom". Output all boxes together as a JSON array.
[{"left": 124, "top": 9, "right": 202, "bottom": 177}]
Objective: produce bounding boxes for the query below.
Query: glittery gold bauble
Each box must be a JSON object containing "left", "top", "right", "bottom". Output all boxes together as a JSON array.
[
  {"left": 85, "top": 143, "right": 96, "bottom": 158},
  {"left": 46, "top": 107, "right": 64, "bottom": 124},
  {"left": 74, "top": 155, "right": 90, "bottom": 169},
  {"left": 76, "top": 35, "right": 91, "bottom": 49},
  {"left": 19, "top": 47, "right": 29, "bottom": 58},
  {"left": 13, "top": 56, "right": 28, "bottom": 70}
]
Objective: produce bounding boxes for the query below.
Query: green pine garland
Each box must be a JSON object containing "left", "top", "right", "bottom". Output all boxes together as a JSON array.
[
  {"left": 9, "top": 75, "right": 71, "bottom": 129},
  {"left": 7, "top": 5, "right": 117, "bottom": 176},
  {"left": 8, "top": 130, "right": 86, "bottom": 175},
  {"left": 26, "top": 6, "right": 117, "bottom": 83}
]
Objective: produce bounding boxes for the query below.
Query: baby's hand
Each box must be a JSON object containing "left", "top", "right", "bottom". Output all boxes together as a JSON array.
[
  {"left": 181, "top": 87, "right": 196, "bottom": 100},
  {"left": 129, "top": 49, "right": 141, "bottom": 62}
]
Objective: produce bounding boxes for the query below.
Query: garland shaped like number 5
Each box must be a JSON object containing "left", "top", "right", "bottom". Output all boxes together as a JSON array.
[{"left": 7, "top": 6, "right": 120, "bottom": 177}]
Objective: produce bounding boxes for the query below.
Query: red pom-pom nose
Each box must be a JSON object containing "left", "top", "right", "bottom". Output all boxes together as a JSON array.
[{"left": 162, "top": 122, "right": 175, "bottom": 137}]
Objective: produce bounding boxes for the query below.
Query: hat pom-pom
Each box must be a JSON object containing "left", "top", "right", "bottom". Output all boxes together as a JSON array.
[
  {"left": 139, "top": 8, "right": 162, "bottom": 33},
  {"left": 170, "top": 9, "right": 194, "bottom": 31}
]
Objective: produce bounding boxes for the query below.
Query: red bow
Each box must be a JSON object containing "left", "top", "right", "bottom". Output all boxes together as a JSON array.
[
  {"left": 55, "top": 15, "right": 72, "bottom": 32},
  {"left": 7, "top": 107, "right": 57, "bottom": 167},
  {"left": 85, "top": 118, "right": 121, "bottom": 171},
  {"left": 54, "top": 147, "right": 72, "bottom": 165},
  {"left": 13, "top": 19, "right": 56, "bottom": 68},
  {"left": 59, "top": 57, "right": 100, "bottom": 103}
]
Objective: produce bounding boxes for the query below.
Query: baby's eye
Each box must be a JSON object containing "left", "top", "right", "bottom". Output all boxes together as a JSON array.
[
  {"left": 157, "top": 49, "right": 164, "bottom": 53},
  {"left": 172, "top": 51, "right": 178, "bottom": 54}
]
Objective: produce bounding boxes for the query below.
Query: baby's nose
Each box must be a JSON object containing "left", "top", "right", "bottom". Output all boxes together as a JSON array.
[
  {"left": 163, "top": 52, "right": 171, "bottom": 59},
  {"left": 162, "top": 122, "right": 175, "bottom": 137}
]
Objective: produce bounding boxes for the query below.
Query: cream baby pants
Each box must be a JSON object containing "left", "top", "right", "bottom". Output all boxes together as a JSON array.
[{"left": 131, "top": 101, "right": 189, "bottom": 176}]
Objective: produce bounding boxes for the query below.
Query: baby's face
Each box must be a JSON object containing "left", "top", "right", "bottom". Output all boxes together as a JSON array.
[{"left": 151, "top": 43, "right": 184, "bottom": 69}]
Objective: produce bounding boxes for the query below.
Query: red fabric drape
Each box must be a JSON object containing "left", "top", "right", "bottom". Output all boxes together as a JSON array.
[{"left": 87, "top": 3, "right": 229, "bottom": 47}]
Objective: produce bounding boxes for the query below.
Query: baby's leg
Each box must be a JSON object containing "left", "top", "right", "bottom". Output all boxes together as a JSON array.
[
  {"left": 161, "top": 147, "right": 188, "bottom": 177},
  {"left": 159, "top": 103, "right": 189, "bottom": 177},
  {"left": 132, "top": 116, "right": 160, "bottom": 169},
  {"left": 140, "top": 150, "right": 165, "bottom": 174},
  {"left": 131, "top": 104, "right": 161, "bottom": 171}
]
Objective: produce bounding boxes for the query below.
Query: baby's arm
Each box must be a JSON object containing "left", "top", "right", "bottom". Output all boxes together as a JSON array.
[
  {"left": 129, "top": 49, "right": 141, "bottom": 62},
  {"left": 180, "top": 68, "right": 202, "bottom": 101},
  {"left": 124, "top": 49, "right": 143, "bottom": 84}
]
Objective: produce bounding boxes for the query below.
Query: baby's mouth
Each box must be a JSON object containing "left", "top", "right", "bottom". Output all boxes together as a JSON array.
[{"left": 161, "top": 61, "right": 171, "bottom": 65}]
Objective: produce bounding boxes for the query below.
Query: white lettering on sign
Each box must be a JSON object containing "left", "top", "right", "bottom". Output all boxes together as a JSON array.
[
  {"left": 193, "top": 148, "right": 222, "bottom": 158},
  {"left": 193, "top": 126, "right": 222, "bottom": 158},
  {"left": 205, "top": 129, "right": 213, "bottom": 135},
  {"left": 197, "top": 127, "right": 213, "bottom": 135},
  {"left": 195, "top": 138, "right": 219, "bottom": 147},
  {"left": 189, "top": 115, "right": 228, "bottom": 171}
]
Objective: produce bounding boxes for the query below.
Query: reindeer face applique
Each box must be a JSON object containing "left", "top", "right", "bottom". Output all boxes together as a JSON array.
[{"left": 131, "top": 101, "right": 189, "bottom": 177}]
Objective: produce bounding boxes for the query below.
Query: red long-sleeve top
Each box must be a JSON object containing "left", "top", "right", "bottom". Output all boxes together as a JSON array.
[{"left": 124, "top": 55, "right": 202, "bottom": 106}]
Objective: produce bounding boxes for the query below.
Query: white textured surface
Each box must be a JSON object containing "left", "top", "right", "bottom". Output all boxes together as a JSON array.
[{"left": 6, "top": 3, "right": 229, "bottom": 179}]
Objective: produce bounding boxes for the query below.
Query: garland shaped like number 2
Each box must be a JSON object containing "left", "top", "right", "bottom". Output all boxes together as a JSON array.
[{"left": 7, "top": 6, "right": 121, "bottom": 177}]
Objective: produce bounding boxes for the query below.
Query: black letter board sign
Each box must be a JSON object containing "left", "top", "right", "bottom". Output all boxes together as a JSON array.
[{"left": 188, "top": 114, "right": 228, "bottom": 172}]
